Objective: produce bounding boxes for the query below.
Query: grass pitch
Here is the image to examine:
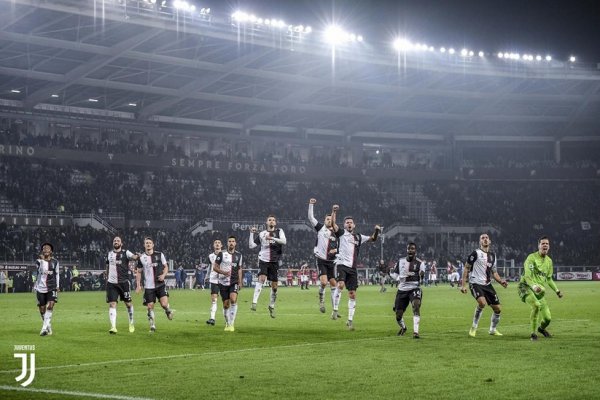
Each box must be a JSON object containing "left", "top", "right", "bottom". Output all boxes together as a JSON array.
[{"left": 1, "top": 282, "right": 599, "bottom": 400}]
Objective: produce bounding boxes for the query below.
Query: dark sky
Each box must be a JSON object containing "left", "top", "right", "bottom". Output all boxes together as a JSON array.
[{"left": 206, "top": 0, "right": 600, "bottom": 62}]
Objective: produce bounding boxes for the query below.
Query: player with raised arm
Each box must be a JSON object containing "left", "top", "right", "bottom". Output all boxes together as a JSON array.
[
  {"left": 461, "top": 233, "right": 508, "bottom": 337},
  {"left": 330, "top": 205, "right": 381, "bottom": 330},
  {"left": 106, "top": 236, "right": 139, "bottom": 334},
  {"left": 212, "top": 236, "right": 243, "bottom": 332},
  {"left": 308, "top": 198, "right": 338, "bottom": 313},
  {"left": 249, "top": 215, "right": 286, "bottom": 318},
  {"left": 135, "top": 237, "right": 174, "bottom": 333},
  {"left": 389, "top": 242, "right": 426, "bottom": 339},
  {"left": 518, "top": 236, "right": 563, "bottom": 341}
]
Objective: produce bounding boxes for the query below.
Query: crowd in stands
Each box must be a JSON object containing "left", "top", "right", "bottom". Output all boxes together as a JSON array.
[{"left": 1, "top": 119, "right": 599, "bottom": 269}]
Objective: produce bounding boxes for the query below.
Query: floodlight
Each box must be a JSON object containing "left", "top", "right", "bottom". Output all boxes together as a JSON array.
[
  {"left": 357, "top": 35, "right": 363, "bottom": 42},
  {"left": 497, "top": 52, "right": 503, "bottom": 58},
  {"left": 305, "top": 26, "right": 312, "bottom": 33},
  {"left": 128, "top": 103, "right": 137, "bottom": 107},
  {"left": 10, "top": 89, "right": 20, "bottom": 93},
  {"left": 440, "top": 47, "right": 446, "bottom": 53},
  {"left": 429, "top": 46, "right": 435, "bottom": 52},
  {"left": 478, "top": 51, "right": 484, "bottom": 57},
  {"left": 264, "top": 19, "right": 271, "bottom": 25},
  {"left": 468, "top": 50, "right": 474, "bottom": 56},
  {"left": 88, "top": 98, "right": 99, "bottom": 102},
  {"left": 325, "top": 25, "right": 346, "bottom": 45},
  {"left": 51, "top": 94, "right": 59, "bottom": 98},
  {"left": 569, "top": 56, "right": 576, "bottom": 62},
  {"left": 393, "top": 38, "right": 412, "bottom": 51},
  {"left": 448, "top": 48, "right": 455, "bottom": 54},
  {"left": 535, "top": 55, "right": 542, "bottom": 61},
  {"left": 545, "top": 55, "right": 552, "bottom": 61},
  {"left": 460, "top": 48, "right": 468, "bottom": 56}
]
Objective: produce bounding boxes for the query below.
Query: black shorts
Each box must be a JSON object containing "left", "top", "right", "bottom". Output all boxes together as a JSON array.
[
  {"left": 143, "top": 285, "right": 169, "bottom": 305},
  {"left": 336, "top": 265, "right": 358, "bottom": 291},
  {"left": 106, "top": 281, "right": 132, "bottom": 303},
  {"left": 316, "top": 258, "right": 336, "bottom": 281},
  {"left": 258, "top": 261, "right": 279, "bottom": 283},
  {"left": 469, "top": 283, "right": 500, "bottom": 306},
  {"left": 219, "top": 283, "right": 240, "bottom": 302},
  {"left": 210, "top": 282, "right": 220, "bottom": 295},
  {"left": 36, "top": 290, "right": 58, "bottom": 306},
  {"left": 394, "top": 288, "right": 422, "bottom": 313}
]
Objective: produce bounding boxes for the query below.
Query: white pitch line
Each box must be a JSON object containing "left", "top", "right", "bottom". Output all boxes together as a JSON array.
[
  {"left": 0, "top": 385, "right": 154, "bottom": 400},
  {"left": 0, "top": 336, "right": 390, "bottom": 374}
]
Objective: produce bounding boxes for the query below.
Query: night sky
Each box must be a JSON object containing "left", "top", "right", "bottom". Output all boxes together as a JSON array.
[{"left": 206, "top": 0, "right": 600, "bottom": 62}]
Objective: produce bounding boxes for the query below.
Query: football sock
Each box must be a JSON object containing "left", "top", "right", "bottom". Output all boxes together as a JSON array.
[
  {"left": 210, "top": 300, "right": 217, "bottom": 320},
  {"left": 109, "top": 307, "right": 117, "bottom": 328},
  {"left": 252, "top": 282, "right": 262, "bottom": 304},
  {"left": 472, "top": 306, "right": 483, "bottom": 328},
  {"left": 490, "top": 312, "right": 501, "bottom": 331},
  {"left": 348, "top": 299, "right": 356, "bottom": 321},
  {"left": 413, "top": 315, "right": 420, "bottom": 334},
  {"left": 127, "top": 305, "right": 134, "bottom": 324},
  {"left": 229, "top": 303, "right": 238, "bottom": 325},
  {"left": 269, "top": 288, "right": 277, "bottom": 307}
]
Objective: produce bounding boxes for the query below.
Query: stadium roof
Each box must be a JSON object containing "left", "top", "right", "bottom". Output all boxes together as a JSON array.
[{"left": 0, "top": 0, "right": 599, "bottom": 144}]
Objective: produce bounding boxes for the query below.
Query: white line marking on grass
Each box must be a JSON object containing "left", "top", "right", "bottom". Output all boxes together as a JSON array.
[
  {"left": 0, "top": 336, "right": 390, "bottom": 374},
  {"left": 0, "top": 385, "right": 154, "bottom": 400}
]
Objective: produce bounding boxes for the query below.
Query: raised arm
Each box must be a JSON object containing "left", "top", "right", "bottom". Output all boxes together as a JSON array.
[
  {"left": 308, "top": 198, "right": 318, "bottom": 226},
  {"left": 368, "top": 225, "right": 381, "bottom": 242},
  {"left": 331, "top": 204, "right": 340, "bottom": 233}
]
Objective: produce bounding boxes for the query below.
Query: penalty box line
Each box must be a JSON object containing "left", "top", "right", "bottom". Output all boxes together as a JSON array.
[{"left": 0, "top": 336, "right": 391, "bottom": 374}]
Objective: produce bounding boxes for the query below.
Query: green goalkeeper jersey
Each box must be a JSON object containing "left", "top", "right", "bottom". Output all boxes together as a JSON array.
[{"left": 519, "top": 251, "right": 559, "bottom": 298}]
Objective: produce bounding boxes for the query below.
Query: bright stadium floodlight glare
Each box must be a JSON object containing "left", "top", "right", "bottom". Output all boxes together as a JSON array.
[
  {"left": 264, "top": 19, "right": 270, "bottom": 25},
  {"left": 128, "top": 103, "right": 137, "bottom": 107},
  {"left": 468, "top": 50, "right": 474, "bottom": 56},
  {"left": 497, "top": 52, "right": 503, "bottom": 58},
  {"left": 88, "top": 98, "right": 99, "bottom": 102},
  {"left": 10, "top": 89, "right": 20, "bottom": 93},
  {"left": 545, "top": 55, "right": 552, "bottom": 61},
  {"left": 357, "top": 35, "right": 363, "bottom": 42},
  {"left": 305, "top": 26, "right": 312, "bottom": 33},
  {"left": 503, "top": 52, "right": 510, "bottom": 58},
  {"left": 448, "top": 48, "right": 455, "bottom": 54},
  {"left": 324, "top": 25, "right": 345, "bottom": 45},
  {"left": 440, "top": 47, "right": 446, "bottom": 53},
  {"left": 460, "top": 48, "right": 468, "bottom": 56},
  {"left": 569, "top": 56, "right": 576, "bottom": 62},
  {"left": 393, "top": 38, "right": 412, "bottom": 51},
  {"left": 478, "top": 51, "right": 484, "bottom": 57},
  {"left": 51, "top": 94, "right": 59, "bottom": 98},
  {"left": 429, "top": 46, "right": 435, "bottom": 52},
  {"left": 536, "top": 55, "right": 542, "bottom": 61}
]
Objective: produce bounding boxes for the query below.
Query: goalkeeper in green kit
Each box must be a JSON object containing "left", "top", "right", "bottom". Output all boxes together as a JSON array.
[{"left": 518, "top": 236, "right": 564, "bottom": 341}]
